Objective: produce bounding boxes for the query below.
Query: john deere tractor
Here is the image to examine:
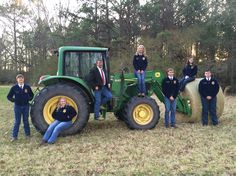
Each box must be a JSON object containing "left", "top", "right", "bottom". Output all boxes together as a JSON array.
[{"left": 30, "top": 46, "right": 224, "bottom": 135}]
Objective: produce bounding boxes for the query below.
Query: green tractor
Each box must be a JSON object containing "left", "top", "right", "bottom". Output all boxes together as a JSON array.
[{"left": 30, "top": 46, "right": 224, "bottom": 135}]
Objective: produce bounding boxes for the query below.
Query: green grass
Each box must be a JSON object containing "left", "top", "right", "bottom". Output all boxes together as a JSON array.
[{"left": 0, "top": 86, "right": 236, "bottom": 175}]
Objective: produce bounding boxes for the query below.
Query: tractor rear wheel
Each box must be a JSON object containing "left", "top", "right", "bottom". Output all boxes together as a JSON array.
[
  {"left": 124, "top": 96, "right": 160, "bottom": 129},
  {"left": 177, "top": 78, "right": 224, "bottom": 123},
  {"left": 30, "top": 84, "right": 89, "bottom": 135}
]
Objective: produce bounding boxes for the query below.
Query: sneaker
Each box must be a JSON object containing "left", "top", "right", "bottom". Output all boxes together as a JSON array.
[
  {"left": 141, "top": 93, "right": 145, "bottom": 97},
  {"left": 165, "top": 124, "right": 169, "bottom": 128},
  {"left": 10, "top": 138, "right": 17, "bottom": 142},
  {"left": 171, "top": 125, "right": 178, "bottom": 128},
  {"left": 94, "top": 117, "right": 104, "bottom": 121},
  {"left": 38, "top": 140, "right": 47, "bottom": 147},
  {"left": 100, "top": 105, "right": 106, "bottom": 110}
]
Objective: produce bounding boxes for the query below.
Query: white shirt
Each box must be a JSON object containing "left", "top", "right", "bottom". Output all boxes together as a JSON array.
[
  {"left": 18, "top": 84, "right": 24, "bottom": 89},
  {"left": 97, "top": 66, "right": 106, "bottom": 85}
]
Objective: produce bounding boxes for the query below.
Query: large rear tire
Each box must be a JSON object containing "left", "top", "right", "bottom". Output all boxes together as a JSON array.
[
  {"left": 177, "top": 78, "right": 224, "bottom": 123},
  {"left": 30, "top": 84, "right": 89, "bottom": 135},
  {"left": 124, "top": 96, "right": 160, "bottom": 129}
]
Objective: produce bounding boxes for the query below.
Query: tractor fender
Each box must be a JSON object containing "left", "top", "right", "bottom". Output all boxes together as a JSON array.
[{"left": 38, "top": 75, "right": 94, "bottom": 102}]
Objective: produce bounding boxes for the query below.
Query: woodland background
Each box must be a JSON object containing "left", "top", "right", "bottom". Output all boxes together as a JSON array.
[{"left": 0, "top": 0, "right": 236, "bottom": 92}]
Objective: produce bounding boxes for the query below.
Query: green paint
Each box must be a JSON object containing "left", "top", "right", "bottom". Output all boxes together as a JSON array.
[{"left": 36, "top": 46, "right": 192, "bottom": 117}]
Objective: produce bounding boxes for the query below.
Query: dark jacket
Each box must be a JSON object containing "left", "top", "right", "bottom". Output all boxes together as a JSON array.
[
  {"left": 162, "top": 77, "right": 179, "bottom": 99},
  {"left": 52, "top": 105, "right": 77, "bottom": 122},
  {"left": 87, "top": 66, "right": 109, "bottom": 90},
  {"left": 182, "top": 64, "right": 198, "bottom": 78},
  {"left": 7, "top": 84, "right": 34, "bottom": 106},
  {"left": 199, "top": 78, "right": 219, "bottom": 99},
  {"left": 133, "top": 54, "right": 148, "bottom": 71}
]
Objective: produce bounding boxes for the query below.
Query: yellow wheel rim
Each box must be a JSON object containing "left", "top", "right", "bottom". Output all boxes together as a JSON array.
[
  {"left": 133, "top": 104, "right": 153, "bottom": 125},
  {"left": 43, "top": 95, "right": 78, "bottom": 124}
]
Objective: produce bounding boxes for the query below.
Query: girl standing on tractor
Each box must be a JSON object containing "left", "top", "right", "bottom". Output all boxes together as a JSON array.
[{"left": 133, "top": 45, "right": 148, "bottom": 97}]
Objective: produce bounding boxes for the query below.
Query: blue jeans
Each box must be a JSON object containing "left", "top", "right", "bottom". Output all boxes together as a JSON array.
[
  {"left": 43, "top": 120, "right": 72, "bottom": 143},
  {"left": 201, "top": 96, "right": 218, "bottom": 125},
  {"left": 94, "top": 86, "right": 112, "bottom": 118},
  {"left": 13, "top": 105, "right": 30, "bottom": 138},
  {"left": 135, "top": 71, "right": 146, "bottom": 94},
  {"left": 179, "top": 77, "right": 195, "bottom": 91},
  {"left": 164, "top": 97, "right": 177, "bottom": 126}
]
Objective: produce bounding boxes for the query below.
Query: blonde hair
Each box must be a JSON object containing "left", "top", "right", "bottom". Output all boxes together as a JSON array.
[
  {"left": 136, "top": 45, "right": 147, "bottom": 57},
  {"left": 57, "top": 97, "right": 68, "bottom": 108}
]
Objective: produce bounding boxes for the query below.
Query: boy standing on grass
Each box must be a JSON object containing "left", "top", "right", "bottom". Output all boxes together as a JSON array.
[
  {"left": 162, "top": 68, "right": 179, "bottom": 128},
  {"left": 198, "top": 70, "right": 219, "bottom": 126},
  {"left": 7, "top": 74, "right": 34, "bottom": 142}
]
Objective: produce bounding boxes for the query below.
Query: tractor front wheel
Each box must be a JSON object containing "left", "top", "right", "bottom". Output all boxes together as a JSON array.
[
  {"left": 30, "top": 84, "right": 89, "bottom": 135},
  {"left": 124, "top": 97, "right": 160, "bottom": 129}
]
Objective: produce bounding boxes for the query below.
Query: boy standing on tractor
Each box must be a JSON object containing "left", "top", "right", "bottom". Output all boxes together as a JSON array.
[
  {"left": 7, "top": 74, "right": 34, "bottom": 142},
  {"left": 88, "top": 59, "right": 112, "bottom": 120},
  {"left": 162, "top": 68, "right": 179, "bottom": 128},
  {"left": 198, "top": 70, "right": 219, "bottom": 126}
]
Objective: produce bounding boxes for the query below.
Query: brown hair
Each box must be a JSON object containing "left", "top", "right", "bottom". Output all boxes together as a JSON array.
[
  {"left": 186, "top": 56, "right": 195, "bottom": 66},
  {"left": 16, "top": 74, "right": 24, "bottom": 79},
  {"left": 166, "top": 68, "right": 174, "bottom": 74}
]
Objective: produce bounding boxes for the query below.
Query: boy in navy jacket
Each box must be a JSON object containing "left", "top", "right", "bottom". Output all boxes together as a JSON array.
[
  {"left": 198, "top": 70, "right": 219, "bottom": 126},
  {"left": 162, "top": 68, "right": 179, "bottom": 128},
  {"left": 7, "top": 74, "right": 34, "bottom": 141}
]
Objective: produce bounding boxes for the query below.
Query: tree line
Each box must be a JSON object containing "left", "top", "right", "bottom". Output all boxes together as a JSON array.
[{"left": 0, "top": 0, "right": 235, "bottom": 92}]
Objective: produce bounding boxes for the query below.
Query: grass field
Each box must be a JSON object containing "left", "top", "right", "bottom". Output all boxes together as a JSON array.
[{"left": 0, "top": 86, "right": 236, "bottom": 175}]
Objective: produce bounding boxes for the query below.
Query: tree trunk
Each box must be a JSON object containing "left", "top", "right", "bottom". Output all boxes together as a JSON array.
[
  {"left": 94, "top": 0, "right": 98, "bottom": 40},
  {"left": 230, "top": 32, "right": 236, "bottom": 92},
  {"left": 106, "top": 0, "right": 111, "bottom": 45},
  {"left": 13, "top": 16, "right": 18, "bottom": 71}
]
